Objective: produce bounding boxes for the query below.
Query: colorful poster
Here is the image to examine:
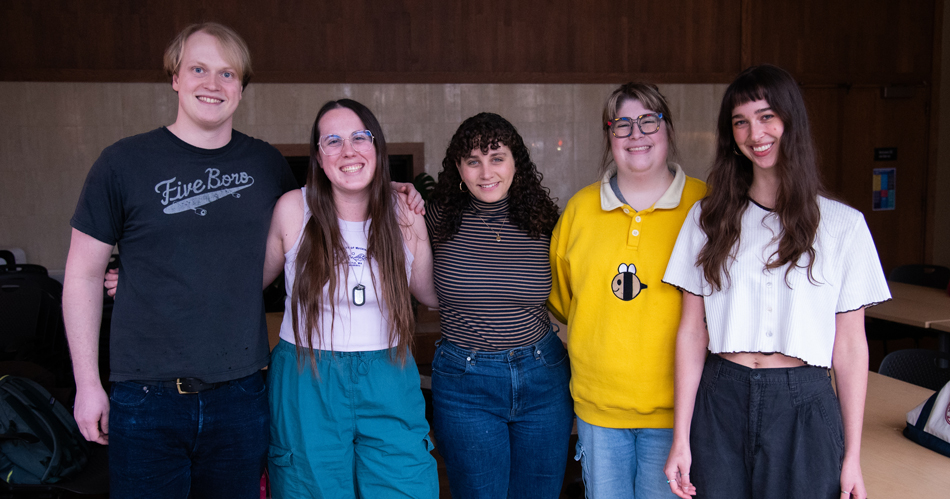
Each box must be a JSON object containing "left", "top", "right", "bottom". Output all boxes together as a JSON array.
[{"left": 872, "top": 167, "right": 896, "bottom": 211}]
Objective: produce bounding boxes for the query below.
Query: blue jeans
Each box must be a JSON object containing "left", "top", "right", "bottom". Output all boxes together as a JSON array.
[
  {"left": 108, "top": 372, "right": 269, "bottom": 499},
  {"left": 431, "top": 330, "right": 574, "bottom": 499},
  {"left": 575, "top": 417, "right": 677, "bottom": 499}
]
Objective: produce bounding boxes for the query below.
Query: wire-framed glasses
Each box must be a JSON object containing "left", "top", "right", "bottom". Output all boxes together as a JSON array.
[
  {"left": 606, "top": 113, "right": 664, "bottom": 137},
  {"left": 319, "top": 130, "right": 375, "bottom": 156}
]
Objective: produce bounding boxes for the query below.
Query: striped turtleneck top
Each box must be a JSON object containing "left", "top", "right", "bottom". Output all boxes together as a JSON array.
[{"left": 425, "top": 196, "right": 552, "bottom": 351}]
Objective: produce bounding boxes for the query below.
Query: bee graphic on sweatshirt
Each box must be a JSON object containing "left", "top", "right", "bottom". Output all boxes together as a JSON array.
[{"left": 611, "top": 263, "right": 647, "bottom": 301}]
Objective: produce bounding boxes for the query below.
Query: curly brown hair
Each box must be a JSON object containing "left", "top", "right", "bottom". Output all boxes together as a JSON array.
[{"left": 428, "top": 113, "right": 559, "bottom": 245}]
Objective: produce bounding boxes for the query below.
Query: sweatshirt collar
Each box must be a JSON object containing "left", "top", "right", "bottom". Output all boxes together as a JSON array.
[{"left": 599, "top": 162, "right": 687, "bottom": 212}]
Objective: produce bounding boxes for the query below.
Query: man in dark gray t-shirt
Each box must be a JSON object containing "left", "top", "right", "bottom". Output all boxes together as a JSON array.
[{"left": 63, "top": 23, "right": 294, "bottom": 498}]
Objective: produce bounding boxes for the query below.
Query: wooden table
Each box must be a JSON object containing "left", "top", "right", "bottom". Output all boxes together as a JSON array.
[
  {"left": 866, "top": 281, "right": 950, "bottom": 352},
  {"left": 862, "top": 372, "right": 949, "bottom": 496},
  {"left": 865, "top": 282, "right": 950, "bottom": 328}
]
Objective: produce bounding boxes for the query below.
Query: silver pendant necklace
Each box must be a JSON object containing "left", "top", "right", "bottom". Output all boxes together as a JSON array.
[{"left": 351, "top": 250, "right": 367, "bottom": 306}]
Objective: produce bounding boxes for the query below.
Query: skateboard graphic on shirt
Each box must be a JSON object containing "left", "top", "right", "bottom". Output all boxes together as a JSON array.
[
  {"left": 155, "top": 169, "right": 256, "bottom": 216},
  {"left": 162, "top": 183, "right": 254, "bottom": 216}
]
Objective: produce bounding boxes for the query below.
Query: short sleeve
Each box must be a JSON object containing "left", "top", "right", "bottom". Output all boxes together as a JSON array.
[
  {"left": 69, "top": 149, "right": 124, "bottom": 245},
  {"left": 277, "top": 158, "right": 299, "bottom": 194},
  {"left": 835, "top": 215, "right": 891, "bottom": 313},
  {"left": 662, "top": 201, "right": 707, "bottom": 296}
]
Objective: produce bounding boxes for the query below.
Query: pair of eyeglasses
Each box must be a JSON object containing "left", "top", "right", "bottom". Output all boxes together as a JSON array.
[
  {"left": 318, "top": 130, "right": 375, "bottom": 156},
  {"left": 606, "top": 113, "right": 664, "bottom": 137}
]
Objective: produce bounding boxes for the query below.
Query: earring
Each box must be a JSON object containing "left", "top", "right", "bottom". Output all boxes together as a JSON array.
[
  {"left": 459, "top": 181, "right": 467, "bottom": 192},
  {"left": 733, "top": 145, "right": 741, "bottom": 156}
]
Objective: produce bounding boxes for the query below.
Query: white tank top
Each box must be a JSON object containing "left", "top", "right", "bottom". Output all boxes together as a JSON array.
[{"left": 278, "top": 188, "right": 414, "bottom": 351}]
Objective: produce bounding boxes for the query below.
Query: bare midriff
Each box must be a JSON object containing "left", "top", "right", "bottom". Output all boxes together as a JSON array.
[{"left": 719, "top": 351, "right": 807, "bottom": 369}]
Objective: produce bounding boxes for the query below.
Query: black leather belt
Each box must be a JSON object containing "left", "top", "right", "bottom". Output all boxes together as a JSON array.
[{"left": 136, "top": 378, "right": 230, "bottom": 394}]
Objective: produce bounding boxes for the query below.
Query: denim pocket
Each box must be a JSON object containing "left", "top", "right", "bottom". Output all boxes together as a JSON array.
[
  {"left": 538, "top": 336, "right": 569, "bottom": 368},
  {"left": 431, "top": 347, "right": 469, "bottom": 378},
  {"left": 110, "top": 382, "right": 152, "bottom": 407},
  {"left": 233, "top": 372, "right": 266, "bottom": 396}
]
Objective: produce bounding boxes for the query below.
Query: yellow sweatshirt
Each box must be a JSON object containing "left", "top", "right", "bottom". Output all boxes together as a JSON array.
[{"left": 549, "top": 164, "right": 706, "bottom": 428}]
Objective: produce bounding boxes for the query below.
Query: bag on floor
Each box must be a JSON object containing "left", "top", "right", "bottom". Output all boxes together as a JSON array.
[
  {"left": 904, "top": 380, "right": 950, "bottom": 458},
  {"left": 0, "top": 375, "right": 90, "bottom": 484}
]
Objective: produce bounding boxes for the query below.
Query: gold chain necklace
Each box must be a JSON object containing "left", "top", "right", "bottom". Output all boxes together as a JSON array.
[{"left": 474, "top": 213, "right": 506, "bottom": 242}]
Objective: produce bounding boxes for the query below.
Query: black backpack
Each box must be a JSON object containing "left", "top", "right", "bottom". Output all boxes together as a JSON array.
[{"left": 0, "top": 375, "right": 89, "bottom": 484}]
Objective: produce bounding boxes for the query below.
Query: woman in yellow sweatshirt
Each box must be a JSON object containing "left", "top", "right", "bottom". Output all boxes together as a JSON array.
[{"left": 548, "top": 83, "right": 706, "bottom": 499}]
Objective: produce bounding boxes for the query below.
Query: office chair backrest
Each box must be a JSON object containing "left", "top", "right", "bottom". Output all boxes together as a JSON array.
[
  {"left": 878, "top": 349, "right": 950, "bottom": 391},
  {"left": 889, "top": 264, "right": 950, "bottom": 290}
]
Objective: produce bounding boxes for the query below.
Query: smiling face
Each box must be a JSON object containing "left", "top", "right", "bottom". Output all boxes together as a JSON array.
[
  {"left": 610, "top": 99, "right": 670, "bottom": 179},
  {"left": 731, "top": 98, "right": 785, "bottom": 171},
  {"left": 457, "top": 144, "right": 516, "bottom": 203},
  {"left": 171, "top": 31, "right": 243, "bottom": 136},
  {"left": 317, "top": 107, "right": 377, "bottom": 196}
]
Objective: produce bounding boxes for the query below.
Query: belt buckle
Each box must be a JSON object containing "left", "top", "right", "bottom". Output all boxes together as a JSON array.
[{"left": 176, "top": 378, "right": 198, "bottom": 395}]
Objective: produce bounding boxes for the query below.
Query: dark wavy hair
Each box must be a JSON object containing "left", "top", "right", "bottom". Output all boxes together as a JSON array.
[
  {"left": 291, "top": 99, "right": 414, "bottom": 366},
  {"left": 698, "top": 64, "right": 826, "bottom": 291},
  {"left": 428, "top": 113, "right": 559, "bottom": 245}
]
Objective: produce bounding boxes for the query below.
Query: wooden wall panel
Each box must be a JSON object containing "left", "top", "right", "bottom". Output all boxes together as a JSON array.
[
  {"left": 0, "top": 0, "right": 743, "bottom": 83},
  {"left": 750, "top": 0, "right": 936, "bottom": 84},
  {"left": 839, "top": 89, "right": 930, "bottom": 273},
  {"left": 801, "top": 87, "right": 845, "bottom": 191}
]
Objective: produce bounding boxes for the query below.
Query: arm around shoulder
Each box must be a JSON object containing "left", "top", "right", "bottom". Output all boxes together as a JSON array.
[
  {"left": 263, "top": 189, "right": 304, "bottom": 289},
  {"left": 400, "top": 198, "right": 438, "bottom": 308}
]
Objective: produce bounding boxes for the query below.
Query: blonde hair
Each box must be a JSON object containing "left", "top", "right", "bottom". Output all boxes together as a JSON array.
[
  {"left": 600, "top": 82, "right": 678, "bottom": 174},
  {"left": 163, "top": 23, "right": 253, "bottom": 89}
]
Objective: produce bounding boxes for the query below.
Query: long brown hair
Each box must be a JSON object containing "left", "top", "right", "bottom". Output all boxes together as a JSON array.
[
  {"left": 699, "top": 65, "right": 825, "bottom": 290},
  {"left": 429, "top": 113, "right": 559, "bottom": 245},
  {"left": 291, "top": 99, "right": 414, "bottom": 366}
]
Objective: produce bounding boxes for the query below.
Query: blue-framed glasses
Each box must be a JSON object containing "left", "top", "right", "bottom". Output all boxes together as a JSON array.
[
  {"left": 319, "top": 130, "right": 375, "bottom": 156},
  {"left": 606, "top": 113, "right": 664, "bottom": 137}
]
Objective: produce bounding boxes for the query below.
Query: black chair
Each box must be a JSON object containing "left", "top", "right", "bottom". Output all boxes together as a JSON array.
[
  {"left": 0, "top": 249, "right": 15, "bottom": 266},
  {"left": 878, "top": 349, "right": 950, "bottom": 391},
  {"left": 889, "top": 264, "right": 950, "bottom": 290},
  {"left": 0, "top": 264, "right": 72, "bottom": 390}
]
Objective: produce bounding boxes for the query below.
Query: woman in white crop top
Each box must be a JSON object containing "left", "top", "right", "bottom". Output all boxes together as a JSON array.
[
  {"left": 261, "top": 99, "right": 440, "bottom": 498},
  {"left": 662, "top": 66, "right": 889, "bottom": 499}
]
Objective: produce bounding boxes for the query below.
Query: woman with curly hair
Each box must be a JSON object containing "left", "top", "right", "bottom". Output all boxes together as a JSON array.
[
  {"left": 663, "top": 65, "right": 889, "bottom": 499},
  {"left": 548, "top": 83, "right": 706, "bottom": 499},
  {"left": 425, "top": 112, "right": 572, "bottom": 498}
]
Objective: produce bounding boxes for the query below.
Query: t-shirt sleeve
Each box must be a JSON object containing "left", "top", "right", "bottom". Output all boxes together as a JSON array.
[
  {"left": 276, "top": 157, "right": 299, "bottom": 193},
  {"left": 69, "top": 149, "right": 124, "bottom": 245},
  {"left": 835, "top": 214, "right": 891, "bottom": 313},
  {"left": 662, "top": 201, "right": 706, "bottom": 296}
]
